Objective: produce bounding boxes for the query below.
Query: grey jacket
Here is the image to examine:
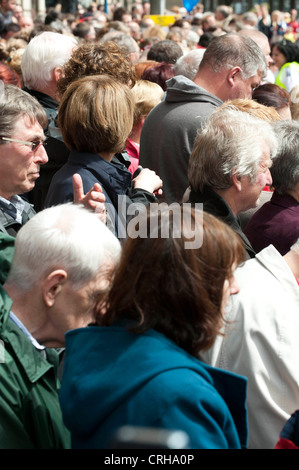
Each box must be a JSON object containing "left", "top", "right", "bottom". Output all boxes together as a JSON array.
[
  {"left": 0, "top": 199, "right": 36, "bottom": 237},
  {"left": 139, "top": 75, "right": 222, "bottom": 203}
]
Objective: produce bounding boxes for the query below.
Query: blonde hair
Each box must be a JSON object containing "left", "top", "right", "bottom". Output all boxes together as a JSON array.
[
  {"left": 290, "top": 85, "right": 299, "bottom": 120},
  {"left": 217, "top": 98, "right": 281, "bottom": 123},
  {"left": 142, "top": 25, "right": 167, "bottom": 41},
  {"left": 131, "top": 79, "right": 163, "bottom": 125}
]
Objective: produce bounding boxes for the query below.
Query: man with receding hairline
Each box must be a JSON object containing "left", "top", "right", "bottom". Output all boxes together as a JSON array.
[
  {"left": 139, "top": 32, "right": 267, "bottom": 204},
  {"left": 0, "top": 84, "right": 106, "bottom": 237},
  {"left": 239, "top": 28, "right": 275, "bottom": 83}
]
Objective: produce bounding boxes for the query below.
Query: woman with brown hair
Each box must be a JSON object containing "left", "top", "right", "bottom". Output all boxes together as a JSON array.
[
  {"left": 45, "top": 74, "right": 162, "bottom": 238},
  {"left": 59, "top": 206, "right": 248, "bottom": 449},
  {"left": 252, "top": 83, "right": 292, "bottom": 120},
  {"left": 134, "top": 59, "right": 160, "bottom": 79}
]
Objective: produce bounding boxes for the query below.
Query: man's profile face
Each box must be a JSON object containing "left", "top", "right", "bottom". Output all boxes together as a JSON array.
[
  {"left": 0, "top": 115, "right": 48, "bottom": 200},
  {"left": 260, "top": 37, "right": 274, "bottom": 68},
  {"left": 231, "top": 70, "right": 262, "bottom": 100},
  {"left": 239, "top": 143, "right": 272, "bottom": 212}
]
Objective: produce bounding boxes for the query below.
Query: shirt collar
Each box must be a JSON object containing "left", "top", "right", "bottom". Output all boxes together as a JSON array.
[
  {"left": 0, "top": 194, "right": 26, "bottom": 224},
  {"left": 9, "top": 311, "right": 45, "bottom": 351}
]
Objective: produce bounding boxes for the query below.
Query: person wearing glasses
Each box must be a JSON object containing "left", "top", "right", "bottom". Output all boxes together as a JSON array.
[
  {"left": 0, "top": 84, "right": 48, "bottom": 236},
  {"left": 0, "top": 84, "right": 106, "bottom": 236}
]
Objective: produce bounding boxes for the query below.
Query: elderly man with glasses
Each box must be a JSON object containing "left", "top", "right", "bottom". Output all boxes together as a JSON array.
[{"left": 0, "top": 84, "right": 105, "bottom": 236}]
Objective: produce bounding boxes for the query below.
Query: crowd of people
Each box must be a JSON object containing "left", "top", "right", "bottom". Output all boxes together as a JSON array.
[{"left": 0, "top": 0, "right": 299, "bottom": 451}]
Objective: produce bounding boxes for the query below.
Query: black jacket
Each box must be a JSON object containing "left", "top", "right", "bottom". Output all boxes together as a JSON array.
[
  {"left": 45, "top": 150, "right": 157, "bottom": 239},
  {"left": 189, "top": 186, "right": 256, "bottom": 259},
  {"left": 23, "top": 88, "right": 70, "bottom": 212}
]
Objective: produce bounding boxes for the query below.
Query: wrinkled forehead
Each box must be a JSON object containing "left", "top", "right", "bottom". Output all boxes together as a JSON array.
[
  {"left": 259, "top": 143, "right": 272, "bottom": 167},
  {"left": 11, "top": 113, "right": 44, "bottom": 135}
]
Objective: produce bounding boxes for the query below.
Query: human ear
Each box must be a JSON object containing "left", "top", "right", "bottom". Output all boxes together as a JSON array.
[
  {"left": 43, "top": 270, "right": 67, "bottom": 307},
  {"left": 53, "top": 66, "right": 64, "bottom": 83},
  {"left": 231, "top": 171, "right": 242, "bottom": 192},
  {"left": 227, "top": 66, "right": 242, "bottom": 87}
]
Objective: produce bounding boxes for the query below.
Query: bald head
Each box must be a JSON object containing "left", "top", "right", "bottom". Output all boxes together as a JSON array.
[
  {"left": 198, "top": 32, "right": 267, "bottom": 79},
  {"left": 239, "top": 29, "right": 273, "bottom": 68}
]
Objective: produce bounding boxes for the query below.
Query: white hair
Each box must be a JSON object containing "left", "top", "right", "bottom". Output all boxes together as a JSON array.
[
  {"left": 21, "top": 32, "right": 77, "bottom": 90},
  {"left": 174, "top": 49, "right": 205, "bottom": 80},
  {"left": 99, "top": 31, "right": 139, "bottom": 54},
  {"left": 6, "top": 203, "right": 121, "bottom": 291},
  {"left": 189, "top": 107, "right": 278, "bottom": 192}
]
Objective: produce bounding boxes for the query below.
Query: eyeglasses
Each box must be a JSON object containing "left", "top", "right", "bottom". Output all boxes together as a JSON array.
[{"left": 0, "top": 136, "right": 47, "bottom": 152}]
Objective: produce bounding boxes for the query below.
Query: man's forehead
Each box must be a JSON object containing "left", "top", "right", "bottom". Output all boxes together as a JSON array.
[
  {"left": 258, "top": 37, "right": 271, "bottom": 57},
  {"left": 12, "top": 115, "right": 44, "bottom": 137},
  {"left": 248, "top": 73, "right": 262, "bottom": 87},
  {"left": 259, "top": 147, "right": 272, "bottom": 166},
  {"left": 14, "top": 114, "right": 41, "bottom": 128}
]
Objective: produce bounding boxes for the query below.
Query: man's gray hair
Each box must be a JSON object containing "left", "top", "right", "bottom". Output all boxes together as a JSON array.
[
  {"left": 6, "top": 203, "right": 121, "bottom": 292},
  {"left": 199, "top": 32, "right": 267, "bottom": 79},
  {"left": 174, "top": 49, "right": 205, "bottom": 80},
  {"left": 21, "top": 31, "right": 77, "bottom": 90},
  {"left": 270, "top": 120, "right": 299, "bottom": 195},
  {"left": 0, "top": 83, "right": 47, "bottom": 139},
  {"left": 100, "top": 32, "right": 139, "bottom": 54},
  {"left": 188, "top": 106, "right": 278, "bottom": 192}
]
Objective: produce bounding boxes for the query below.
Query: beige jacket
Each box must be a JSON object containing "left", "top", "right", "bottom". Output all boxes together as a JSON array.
[{"left": 200, "top": 245, "right": 299, "bottom": 449}]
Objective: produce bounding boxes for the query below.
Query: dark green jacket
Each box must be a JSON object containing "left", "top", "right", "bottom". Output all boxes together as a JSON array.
[
  {"left": 0, "top": 232, "right": 14, "bottom": 285},
  {"left": 0, "top": 233, "right": 70, "bottom": 449}
]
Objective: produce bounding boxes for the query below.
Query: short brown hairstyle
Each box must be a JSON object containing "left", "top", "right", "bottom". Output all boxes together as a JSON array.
[
  {"left": 58, "top": 74, "right": 134, "bottom": 154},
  {"left": 134, "top": 60, "right": 160, "bottom": 79},
  {"left": 57, "top": 41, "right": 137, "bottom": 98},
  {"left": 252, "top": 83, "right": 291, "bottom": 113},
  {"left": 100, "top": 206, "right": 246, "bottom": 355}
]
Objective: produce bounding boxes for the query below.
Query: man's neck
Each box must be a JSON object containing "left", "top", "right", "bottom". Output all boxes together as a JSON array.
[
  {"left": 212, "top": 187, "right": 240, "bottom": 217},
  {"left": 0, "top": 191, "right": 14, "bottom": 202},
  {"left": 28, "top": 86, "right": 59, "bottom": 104},
  {"left": 3, "top": 283, "right": 41, "bottom": 338},
  {"left": 193, "top": 69, "right": 226, "bottom": 102}
]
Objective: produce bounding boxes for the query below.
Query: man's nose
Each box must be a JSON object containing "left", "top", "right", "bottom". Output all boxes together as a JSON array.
[
  {"left": 265, "top": 168, "right": 272, "bottom": 186},
  {"left": 34, "top": 144, "right": 48, "bottom": 165}
]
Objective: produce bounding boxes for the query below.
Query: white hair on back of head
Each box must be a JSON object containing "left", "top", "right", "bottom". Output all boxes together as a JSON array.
[
  {"left": 174, "top": 49, "right": 205, "bottom": 80},
  {"left": 189, "top": 107, "right": 278, "bottom": 192},
  {"left": 6, "top": 203, "right": 121, "bottom": 291},
  {"left": 21, "top": 32, "right": 77, "bottom": 90}
]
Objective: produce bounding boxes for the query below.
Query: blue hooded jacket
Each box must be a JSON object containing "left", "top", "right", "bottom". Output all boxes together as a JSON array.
[{"left": 59, "top": 325, "right": 248, "bottom": 449}]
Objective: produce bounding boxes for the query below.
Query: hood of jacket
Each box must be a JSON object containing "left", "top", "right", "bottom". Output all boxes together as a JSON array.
[
  {"left": 165, "top": 75, "right": 223, "bottom": 106},
  {"left": 60, "top": 324, "right": 247, "bottom": 446}
]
